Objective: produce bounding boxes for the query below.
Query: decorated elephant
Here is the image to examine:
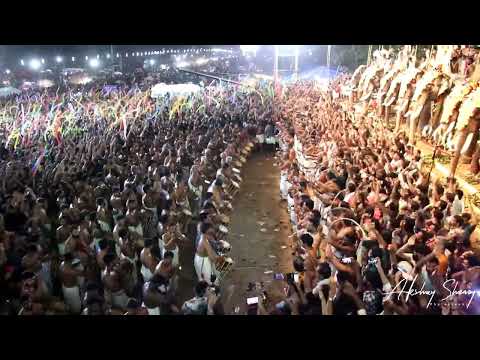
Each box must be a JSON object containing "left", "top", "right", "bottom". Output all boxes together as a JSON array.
[
  {"left": 406, "top": 66, "right": 451, "bottom": 144},
  {"left": 449, "top": 86, "right": 480, "bottom": 177},
  {"left": 348, "top": 64, "right": 367, "bottom": 105},
  {"left": 393, "top": 65, "right": 423, "bottom": 133}
]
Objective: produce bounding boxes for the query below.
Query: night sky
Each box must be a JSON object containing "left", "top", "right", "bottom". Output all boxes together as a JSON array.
[{"left": 0, "top": 45, "right": 239, "bottom": 68}]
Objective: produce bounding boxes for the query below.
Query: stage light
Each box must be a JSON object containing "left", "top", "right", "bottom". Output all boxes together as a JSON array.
[
  {"left": 106, "top": 54, "right": 111, "bottom": 59},
  {"left": 29, "top": 59, "right": 41, "bottom": 71},
  {"left": 126, "top": 53, "right": 129, "bottom": 57},
  {"left": 85, "top": 56, "right": 89, "bottom": 60},
  {"left": 5, "top": 69, "right": 10, "bottom": 74},
  {"left": 41, "top": 58, "right": 45, "bottom": 64},
  {"left": 97, "top": 54, "right": 100, "bottom": 59},
  {"left": 20, "top": 59, "right": 25, "bottom": 66},
  {"left": 240, "top": 45, "right": 260, "bottom": 56},
  {"left": 56, "top": 56, "right": 63, "bottom": 63},
  {"left": 149, "top": 59, "right": 155, "bottom": 65},
  {"left": 117, "top": 53, "right": 120, "bottom": 58},
  {"left": 196, "top": 58, "right": 208, "bottom": 65},
  {"left": 89, "top": 58, "right": 100, "bottom": 68},
  {"left": 72, "top": 57, "right": 75, "bottom": 62}
]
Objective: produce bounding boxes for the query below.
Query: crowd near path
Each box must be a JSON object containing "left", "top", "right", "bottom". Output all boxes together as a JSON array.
[{"left": 221, "top": 149, "right": 294, "bottom": 314}]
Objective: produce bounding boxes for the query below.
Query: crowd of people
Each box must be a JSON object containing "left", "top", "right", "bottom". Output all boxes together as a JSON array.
[
  {"left": 4, "top": 56, "right": 480, "bottom": 315},
  {"left": 273, "top": 81, "right": 480, "bottom": 315},
  {"left": 0, "top": 74, "right": 278, "bottom": 315}
]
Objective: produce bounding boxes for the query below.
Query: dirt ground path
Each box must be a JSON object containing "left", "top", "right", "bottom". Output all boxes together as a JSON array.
[
  {"left": 175, "top": 150, "right": 293, "bottom": 313},
  {"left": 220, "top": 150, "right": 294, "bottom": 314}
]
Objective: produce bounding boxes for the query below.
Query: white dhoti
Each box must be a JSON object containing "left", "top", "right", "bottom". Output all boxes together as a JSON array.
[
  {"left": 141, "top": 265, "right": 154, "bottom": 282},
  {"left": 143, "top": 303, "right": 161, "bottom": 315},
  {"left": 163, "top": 246, "right": 179, "bottom": 268},
  {"left": 62, "top": 285, "right": 82, "bottom": 314},
  {"left": 266, "top": 136, "right": 276, "bottom": 144},
  {"left": 280, "top": 172, "right": 288, "bottom": 199},
  {"left": 194, "top": 254, "right": 219, "bottom": 286},
  {"left": 158, "top": 239, "right": 165, "bottom": 255},
  {"left": 111, "top": 289, "right": 129, "bottom": 310},
  {"left": 58, "top": 243, "right": 66, "bottom": 256},
  {"left": 256, "top": 134, "right": 265, "bottom": 144},
  {"left": 287, "top": 195, "right": 297, "bottom": 225}
]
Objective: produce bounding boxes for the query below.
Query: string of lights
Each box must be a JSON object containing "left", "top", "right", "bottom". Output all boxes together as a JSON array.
[{"left": 13, "top": 48, "right": 236, "bottom": 71}]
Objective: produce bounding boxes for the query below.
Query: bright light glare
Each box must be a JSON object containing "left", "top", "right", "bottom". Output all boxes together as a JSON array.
[
  {"left": 29, "top": 59, "right": 41, "bottom": 71},
  {"left": 20, "top": 59, "right": 25, "bottom": 66},
  {"left": 5, "top": 69, "right": 11, "bottom": 74},
  {"left": 89, "top": 59, "right": 100, "bottom": 68},
  {"left": 177, "top": 61, "right": 189, "bottom": 68},
  {"left": 276, "top": 45, "right": 302, "bottom": 56},
  {"left": 196, "top": 58, "right": 208, "bottom": 65},
  {"left": 240, "top": 45, "right": 260, "bottom": 55},
  {"left": 78, "top": 77, "right": 92, "bottom": 85},
  {"left": 72, "top": 57, "right": 75, "bottom": 62},
  {"left": 149, "top": 59, "right": 155, "bottom": 65},
  {"left": 56, "top": 56, "right": 63, "bottom": 63},
  {"left": 106, "top": 54, "right": 111, "bottom": 59}
]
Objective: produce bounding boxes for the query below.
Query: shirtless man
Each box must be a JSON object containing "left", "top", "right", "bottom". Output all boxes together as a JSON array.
[
  {"left": 194, "top": 222, "right": 220, "bottom": 286},
  {"left": 102, "top": 253, "right": 129, "bottom": 311},
  {"left": 140, "top": 250, "right": 179, "bottom": 314},
  {"left": 59, "top": 253, "right": 84, "bottom": 314},
  {"left": 161, "top": 221, "right": 184, "bottom": 268},
  {"left": 142, "top": 273, "right": 170, "bottom": 315},
  {"left": 56, "top": 212, "right": 72, "bottom": 256},
  {"left": 140, "top": 239, "right": 162, "bottom": 282},
  {"left": 21, "top": 244, "right": 43, "bottom": 274},
  {"left": 207, "top": 177, "right": 228, "bottom": 212}
]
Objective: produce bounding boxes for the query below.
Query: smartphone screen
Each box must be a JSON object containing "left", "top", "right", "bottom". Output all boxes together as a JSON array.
[{"left": 247, "top": 297, "right": 259, "bottom": 305}]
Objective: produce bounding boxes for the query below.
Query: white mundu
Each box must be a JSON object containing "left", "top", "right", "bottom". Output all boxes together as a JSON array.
[
  {"left": 194, "top": 237, "right": 219, "bottom": 286},
  {"left": 194, "top": 254, "right": 218, "bottom": 285}
]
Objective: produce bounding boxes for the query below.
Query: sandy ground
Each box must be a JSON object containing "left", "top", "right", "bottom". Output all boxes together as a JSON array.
[{"left": 175, "top": 149, "right": 294, "bottom": 314}]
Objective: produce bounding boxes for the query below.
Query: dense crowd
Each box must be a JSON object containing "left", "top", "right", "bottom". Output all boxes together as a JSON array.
[
  {"left": 5, "top": 60, "right": 480, "bottom": 315},
  {"left": 273, "top": 81, "right": 480, "bottom": 315},
  {"left": 0, "top": 77, "right": 277, "bottom": 315}
]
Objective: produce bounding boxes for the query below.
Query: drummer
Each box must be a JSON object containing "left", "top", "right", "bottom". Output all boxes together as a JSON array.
[
  {"left": 160, "top": 219, "right": 185, "bottom": 268},
  {"left": 207, "top": 176, "right": 229, "bottom": 212},
  {"left": 173, "top": 178, "right": 192, "bottom": 234},
  {"left": 217, "top": 163, "right": 240, "bottom": 198},
  {"left": 194, "top": 222, "right": 220, "bottom": 286},
  {"left": 188, "top": 165, "right": 203, "bottom": 220}
]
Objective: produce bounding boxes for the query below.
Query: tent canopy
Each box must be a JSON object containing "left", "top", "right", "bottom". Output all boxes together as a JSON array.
[{"left": 151, "top": 83, "right": 201, "bottom": 98}]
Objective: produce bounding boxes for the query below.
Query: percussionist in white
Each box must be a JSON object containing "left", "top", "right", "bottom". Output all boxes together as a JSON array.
[{"left": 194, "top": 222, "right": 220, "bottom": 286}]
